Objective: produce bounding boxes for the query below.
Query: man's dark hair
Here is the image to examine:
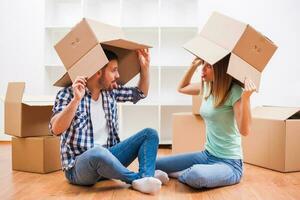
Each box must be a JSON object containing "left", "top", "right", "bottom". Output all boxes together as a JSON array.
[{"left": 104, "top": 49, "right": 118, "bottom": 61}]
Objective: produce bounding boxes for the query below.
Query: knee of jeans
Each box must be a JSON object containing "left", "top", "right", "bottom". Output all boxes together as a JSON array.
[
  {"left": 143, "top": 128, "right": 159, "bottom": 141},
  {"left": 89, "top": 147, "right": 113, "bottom": 167},
  {"left": 183, "top": 165, "right": 209, "bottom": 189}
]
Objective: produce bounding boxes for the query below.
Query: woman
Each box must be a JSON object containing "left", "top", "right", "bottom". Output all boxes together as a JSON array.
[{"left": 156, "top": 55, "right": 256, "bottom": 189}]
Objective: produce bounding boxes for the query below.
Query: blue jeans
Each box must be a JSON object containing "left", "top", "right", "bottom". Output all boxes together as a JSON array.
[
  {"left": 156, "top": 150, "right": 243, "bottom": 189},
  {"left": 65, "top": 128, "right": 159, "bottom": 185}
]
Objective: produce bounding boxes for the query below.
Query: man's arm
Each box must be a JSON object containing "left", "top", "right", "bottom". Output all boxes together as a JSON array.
[{"left": 50, "top": 76, "right": 87, "bottom": 136}]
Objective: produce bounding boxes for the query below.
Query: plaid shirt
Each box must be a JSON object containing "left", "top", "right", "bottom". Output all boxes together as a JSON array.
[{"left": 50, "top": 85, "right": 145, "bottom": 171}]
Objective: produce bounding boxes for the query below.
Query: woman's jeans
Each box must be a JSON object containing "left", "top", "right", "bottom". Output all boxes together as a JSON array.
[
  {"left": 156, "top": 150, "right": 243, "bottom": 189},
  {"left": 65, "top": 128, "right": 159, "bottom": 185}
]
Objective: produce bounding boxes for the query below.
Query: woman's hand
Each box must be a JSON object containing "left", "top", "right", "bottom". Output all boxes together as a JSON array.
[
  {"left": 191, "top": 57, "right": 204, "bottom": 68},
  {"left": 241, "top": 78, "right": 256, "bottom": 100}
]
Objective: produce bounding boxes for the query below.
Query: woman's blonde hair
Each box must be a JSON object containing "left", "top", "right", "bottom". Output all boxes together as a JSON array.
[{"left": 201, "top": 54, "right": 233, "bottom": 108}]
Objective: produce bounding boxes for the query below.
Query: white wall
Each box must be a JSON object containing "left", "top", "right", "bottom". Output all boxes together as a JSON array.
[
  {"left": 0, "top": 0, "right": 299, "bottom": 140},
  {"left": 0, "top": 0, "right": 45, "bottom": 140}
]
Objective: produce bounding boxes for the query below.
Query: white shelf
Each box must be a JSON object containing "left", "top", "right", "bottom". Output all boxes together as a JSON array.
[
  {"left": 119, "top": 105, "right": 159, "bottom": 140},
  {"left": 45, "top": 0, "right": 82, "bottom": 27},
  {"left": 160, "top": 0, "right": 200, "bottom": 27},
  {"left": 83, "top": 0, "right": 121, "bottom": 26},
  {"left": 125, "top": 67, "right": 159, "bottom": 104},
  {"left": 123, "top": 27, "right": 160, "bottom": 66},
  {"left": 160, "top": 27, "right": 198, "bottom": 66},
  {"left": 160, "top": 68, "right": 192, "bottom": 105},
  {"left": 121, "top": 0, "right": 159, "bottom": 27},
  {"left": 44, "top": 27, "right": 70, "bottom": 67},
  {"left": 160, "top": 105, "right": 192, "bottom": 144}
]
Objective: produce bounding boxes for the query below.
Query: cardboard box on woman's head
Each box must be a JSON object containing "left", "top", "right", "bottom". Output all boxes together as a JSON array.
[
  {"left": 54, "top": 18, "right": 152, "bottom": 87},
  {"left": 183, "top": 12, "right": 278, "bottom": 90}
]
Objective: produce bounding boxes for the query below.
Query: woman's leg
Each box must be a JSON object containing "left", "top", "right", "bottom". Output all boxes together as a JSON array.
[{"left": 178, "top": 160, "right": 243, "bottom": 189}]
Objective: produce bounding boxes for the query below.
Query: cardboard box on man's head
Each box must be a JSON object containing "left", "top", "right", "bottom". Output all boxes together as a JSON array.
[
  {"left": 54, "top": 18, "right": 151, "bottom": 87},
  {"left": 4, "top": 82, "right": 53, "bottom": 137},
  {"left": 183, "top": 12, "right": 277, "bottom": 90}
]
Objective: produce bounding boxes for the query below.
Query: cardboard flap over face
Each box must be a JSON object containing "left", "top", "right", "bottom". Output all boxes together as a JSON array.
[
  {"left": 227, "top": 54, "right": 262, "bottom": 89},
  {"left": 54, "top": 72, "right": 72, "bottom": 87},
  {"left": 252, "top": 106, "right": 300, "bottom": 120},
  {"left": 183, "top": 35, "right": 230, "bottom": 65},
  {"left": 67, "top": 44, "right": 109, "bottom": 83}
]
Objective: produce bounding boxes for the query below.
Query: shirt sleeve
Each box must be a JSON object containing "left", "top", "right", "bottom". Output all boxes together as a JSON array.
[
  {"left": 229, "top": 84, "right": 243, "bottom": 106},
  {"left": 113, "top": 85, "right": 146, "bottom": 104},
  {"left": 49, "top": 87, "right": 73, "bottom": 134}
]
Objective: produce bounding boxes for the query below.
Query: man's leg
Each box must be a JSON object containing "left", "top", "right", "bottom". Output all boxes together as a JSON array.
[
  {"left": 68, "top": 146, "right": 139, "bottom": 186},
  {"left": 108, "top": 128, "right": 159, "bottom": 178}
]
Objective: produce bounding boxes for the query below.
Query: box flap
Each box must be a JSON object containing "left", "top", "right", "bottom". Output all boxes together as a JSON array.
[
  {"left": 233, "top": 25, "right": 278, "bottom": 72},
  {"left": 22, "top": 95, "right": 55, "bottom": 106},
  {"left": 102, "top": 39, "right": 151, "bottom": 50},
  {"left": 54, "top": 18, "right": 99, "bottom": 69},
  {"left": 5, "top": 82, "right": 25, "bottom": 104},
  {"left": 183, "top": 35, "right": 230, "bottom": 65},
  {"left": 85, "top": 18, "right": 124, "bottom": 42},
  {"left": 5, "top": 82, "right": 25, "bottom": 136},
  {"left": 200, "top": 12, "right": 247, "bottom": 51},
  {"left": 67, "top": 44, "right": 108, "bottom": 83},
  {"left": 101, "top": 44, "right": 140, "bottom": 85},
  {"left": 227, "top": 53, "right": 262, "bottom": 89},
  {"left": 53, "top": 72, "right": 72, "bottom": 87},
  {"left": 252, "top": 106, "right": 300, "bottom": 120}
]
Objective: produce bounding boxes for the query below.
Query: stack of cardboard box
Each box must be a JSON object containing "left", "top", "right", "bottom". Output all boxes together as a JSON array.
[{"left": 4, "top": 82, "right": 61, "bottom": 173}]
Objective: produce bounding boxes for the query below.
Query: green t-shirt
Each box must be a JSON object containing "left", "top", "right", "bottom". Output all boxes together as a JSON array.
[{"left": 200, "top": 83, "right": 243, "bottom": 159}]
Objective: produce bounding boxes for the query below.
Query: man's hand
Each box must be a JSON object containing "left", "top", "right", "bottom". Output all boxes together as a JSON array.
[
  {"left": 72, "top": 76, "right": 87, "bottom": 102},
  {"left": 137, "top": 49, "right": 150, "bottom": 72}
]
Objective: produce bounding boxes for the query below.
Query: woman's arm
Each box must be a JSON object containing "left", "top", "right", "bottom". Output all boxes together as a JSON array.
[
  {"left": 178, "top": 58, "right": 203, "bottom": 95},
  {"left": 233, "top": 78, "right": 256, "bottom": 136}
]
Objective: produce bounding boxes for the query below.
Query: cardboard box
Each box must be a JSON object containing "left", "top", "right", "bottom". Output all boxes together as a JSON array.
[
  {"left": 54, "top": 18, "right": 151, "bottom": 87},
  {"left": 5, "top": 82, "right": 54, "bottom": 137},
  {"left": 172, "top": 112, "right": 206, "bottom": 154},
  {"left": 192, "top": 95, "right": 202, "bottom": 115},
  {"left": 12, "top": 136, "right": 61, "bottom": 173},
  {"left": 183, "top": 12, "right": 277, "bottom": 90},
  {"left": 242, "top": 106, "right": 300, "bottom": 172}
]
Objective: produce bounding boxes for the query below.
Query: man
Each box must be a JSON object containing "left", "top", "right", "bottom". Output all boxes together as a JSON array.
[{"left": 49, "top": 49, "right": 169, "bottom": 194}]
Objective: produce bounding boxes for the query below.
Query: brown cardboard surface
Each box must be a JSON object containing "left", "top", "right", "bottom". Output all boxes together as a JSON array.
[
  {"left": 172, "top": 113, "right": 206, "bottom": 154},
  {"left": 54, "top": 18, "right": 151, "bottom": 87},
  {"left": 192, "top": 95, "right": 202, "bottom": 115},
  {"left": 12, "top": 136, "right": 61, "bottom": 173},
  {"left": 183, "top": 12, "right": 277, "bottom": 89},
  {"left": 4, "top": 82, "right": 53, "bottom": 137},
  {"left": 242, "top": 106, "right": 300, "bottom": 172}
]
